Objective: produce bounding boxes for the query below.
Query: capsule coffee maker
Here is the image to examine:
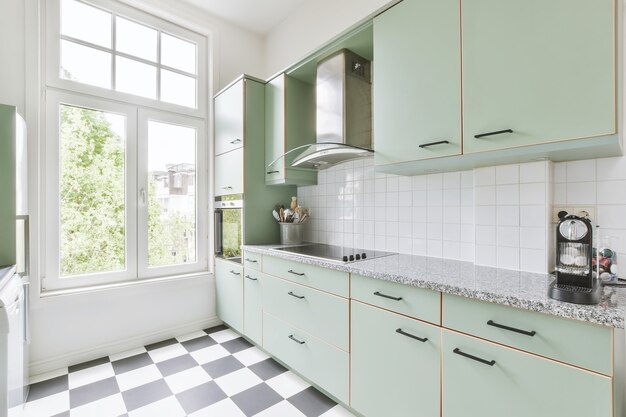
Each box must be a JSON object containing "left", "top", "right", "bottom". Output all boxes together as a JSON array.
[{"left": 548, "top": 212, "right": 602, "bottom": 305}]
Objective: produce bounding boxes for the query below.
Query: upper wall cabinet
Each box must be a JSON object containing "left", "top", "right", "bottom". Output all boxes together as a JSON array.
[
  {"left": 215, "top": 80, "right": 244, "bottom": 156},
  {"left": 374, "top": 0, "right": 462, "bottom": 166},
  {"left": 265, "top": 73, "right": 317, "bottom": 186},
  {"left": 462, "top": 0, "right": 616, "bottom": 154}
]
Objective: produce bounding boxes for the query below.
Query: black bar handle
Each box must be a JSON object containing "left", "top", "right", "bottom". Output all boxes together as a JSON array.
[
  {"left": 288, "top": 270, "right": 305, "bottom": 276},
  {"left": 474, "top": 129, "right": 513, "bottom": 139},
  {"left": 245, "top": 275, "right": 258, "bottom": 281},
  {"left": 288, "top": 334, "right": 305, "bottom": 345},
  {"left": 288, "top": 291, "right": 305, "bottom": 299},
  {"left": 230, "top": 138, "right": 242, "bottom": 144},
  {"left": 245, "top": 258, "right": 258, "bottom": 263},
  {"left": 487, "top": 320, "right": 536, "bottom": 337},
  {"left": 267, "top": 170, "right": 280, "bottom": 174},
  {"left": 373, "top": 291, "right": 403, "bottom": 301},
  {"left": 396, "top": 328, "right": 428, "bottom": 342},
  {"left": 229, "top": 270, "right": 241, "bottom": 276},
  {"left": 419, "top": 140, "right": 450, "bottom": 148},
  {"left": 453, "top": 348, "right": 496, "bottom": 366}
]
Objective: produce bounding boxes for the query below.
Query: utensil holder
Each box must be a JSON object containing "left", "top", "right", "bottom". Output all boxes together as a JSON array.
[{"left": 279, "top": 222, "right": 304, "bottom": 245}]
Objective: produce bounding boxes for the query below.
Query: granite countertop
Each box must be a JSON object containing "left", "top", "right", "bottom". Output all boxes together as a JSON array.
[{"left": 243, "top": 244, "right": 626, "bottom": 329}]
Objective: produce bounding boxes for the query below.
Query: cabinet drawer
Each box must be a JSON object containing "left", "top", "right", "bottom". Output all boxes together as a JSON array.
[
  {"left": 351, "top": 274, "right": 440, "bottom": 325},
  {"left": 351, "top": 301, "right": 440, "bottom": 417},
  {"left": 262, "top": 274, "right": 349, "bottom": 351},
  {"left": 243, "top": 251, "right": 262, "bottom": 271},
  {"left": 263, "top": 312, "right": 349, "bottom": 404},
  {"left": 243, "top": 269, "right": 264, "bottom": 345},
  {"left": 442, "top": 329, "right": 611, "bottom": 417},
  {"left": 215, "top": 258, "right": 243, "bottom": 333},
  {"left": 262, "top": 255, "right": 348, "bottom": 297},
  {"left": 442, "top": 294, "right": 612, "bottom": 375}
]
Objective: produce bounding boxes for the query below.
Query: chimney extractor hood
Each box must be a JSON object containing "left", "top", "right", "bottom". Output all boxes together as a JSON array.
[{"left": 268, "top": 49, "right": 373, "bottom": 171}]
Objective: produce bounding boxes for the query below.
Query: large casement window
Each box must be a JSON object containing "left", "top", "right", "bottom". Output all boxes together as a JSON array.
[{"left": 44, "top": 0, "right": 208, "bottom": 290}]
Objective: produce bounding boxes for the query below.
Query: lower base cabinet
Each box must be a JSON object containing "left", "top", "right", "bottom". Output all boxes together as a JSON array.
[
  {"left": 351, "top": 301, "right": 441, "bottom": 417},
  {"left": 263, "top": 312, "right": 349, "bottom": 404},
  {"left": 243, "top": 269, "right": 264, "bottom": 345},
  {"left": 442, "top": 329, "right": 612, "bottom": 417},
  {"left": 215, "top": 258, "right": 243, "bottom": 333}
]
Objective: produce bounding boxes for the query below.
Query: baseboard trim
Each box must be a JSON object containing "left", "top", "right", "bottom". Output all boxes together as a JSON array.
[{"left": 29, "top": 316, "right": 223, "bottom": 377}]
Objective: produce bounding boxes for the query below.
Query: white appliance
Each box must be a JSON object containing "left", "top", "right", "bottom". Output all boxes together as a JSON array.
[{"left": 0, "top": 269, "right": 27, "bottom": 417}]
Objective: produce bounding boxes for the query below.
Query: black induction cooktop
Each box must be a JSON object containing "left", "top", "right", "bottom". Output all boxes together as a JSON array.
[{"left": 271, "top": 244, "right": 394, "bottom": 263}]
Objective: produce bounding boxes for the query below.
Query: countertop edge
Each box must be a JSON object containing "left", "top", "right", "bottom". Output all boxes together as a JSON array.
[{"left": 242, "top": 245, "right": 625, "bottom": 329}]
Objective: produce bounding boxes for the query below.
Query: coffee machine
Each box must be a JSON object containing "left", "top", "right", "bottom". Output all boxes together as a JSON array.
[{"left": 548, "top": 212, "right": 602, "bottom": 305}]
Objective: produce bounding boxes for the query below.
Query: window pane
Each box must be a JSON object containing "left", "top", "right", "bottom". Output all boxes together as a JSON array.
[
  {"left": 161, "top": 33, "right": 196, "bottom": 74},
  {"left": 61, "top": 0, "right": 111, "bottom": 48},
  {"left": 116, "top": 17, "right": 157, "bottom": 62},
  {"left": 59, "top": 104, "right": 126, "bottom": 277},
  {"left": 115, "top": 56, "right": 157, "bottom": 99},
  {"left": 147, "top": 121, "right": 197, "bottom": 267},
  {"left": 61, "top": 40, "right": 112, "bottom": 88},
  {"left": 160, "top": 70, "right": 196, "bottom": 108}
]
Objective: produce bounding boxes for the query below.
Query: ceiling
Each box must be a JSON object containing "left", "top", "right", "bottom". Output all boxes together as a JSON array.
[{"left": 181, "top": 0, "right": 307, "bottom": 35}]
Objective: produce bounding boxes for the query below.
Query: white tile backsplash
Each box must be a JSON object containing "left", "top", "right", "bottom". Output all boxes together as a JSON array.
[{"left": 298, "top": 160, "right": 554, "bottom": 272}]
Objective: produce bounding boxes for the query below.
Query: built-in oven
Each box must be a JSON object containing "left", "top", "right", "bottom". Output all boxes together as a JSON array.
[{"left": 214, "top": 195, "right": 243, "bottom": 263}]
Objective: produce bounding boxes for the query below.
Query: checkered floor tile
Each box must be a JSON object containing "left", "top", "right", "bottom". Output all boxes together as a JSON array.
[{"left": 25, "top": 325, "right": 355, "bottom": 417}]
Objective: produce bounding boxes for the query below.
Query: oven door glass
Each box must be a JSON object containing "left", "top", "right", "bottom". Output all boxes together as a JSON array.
[{"left": 221, "top": 208, "right": 242, "bottom": 259}]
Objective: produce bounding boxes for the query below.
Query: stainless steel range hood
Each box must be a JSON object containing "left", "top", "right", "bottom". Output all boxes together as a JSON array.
[{"left": 269, "top": 49, "right": 373, "bottom": 171}]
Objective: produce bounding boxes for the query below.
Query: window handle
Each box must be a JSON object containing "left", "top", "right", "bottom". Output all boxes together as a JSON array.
[{"left": 140, "top": 188, "right": 146, "bottom": 205}]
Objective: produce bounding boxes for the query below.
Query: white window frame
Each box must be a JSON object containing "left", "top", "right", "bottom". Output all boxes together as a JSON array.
[
  {"left": 137, "top": 108, "right": 207, "bottom": 279},
  {"left": 43, "top": 0, "right": 209, "bottom": 291},
  {"left": 45, "top": 0, "right": 208, "bottom": 118},
  {"left": 45, "top": 90, "right": 139, "bottom": 289}
]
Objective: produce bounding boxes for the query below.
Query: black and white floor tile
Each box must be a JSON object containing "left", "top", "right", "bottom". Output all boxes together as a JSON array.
[{"left": 25, "top": 325, "right": 355, "bottom": 417}]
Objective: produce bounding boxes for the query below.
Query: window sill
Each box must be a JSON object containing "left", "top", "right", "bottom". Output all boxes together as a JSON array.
[{"left": 40, "top": 270, "right": 213, "bottom": 298}]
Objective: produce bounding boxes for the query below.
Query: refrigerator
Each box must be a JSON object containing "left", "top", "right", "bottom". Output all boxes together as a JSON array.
[{"left": 0, "top": 103, "right": 29, "bottom": 415}]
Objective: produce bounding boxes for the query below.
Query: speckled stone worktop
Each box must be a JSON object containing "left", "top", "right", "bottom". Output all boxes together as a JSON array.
[{"left": 243, "top": 244, "right": 626, "bottom": 329}]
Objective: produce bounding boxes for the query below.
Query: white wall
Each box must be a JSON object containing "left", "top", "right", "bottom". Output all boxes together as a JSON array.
[
  {"left": 263, "top": 0, "right": 397, "bottom": 78},
  {"left": 0, "top": 0, "right": 265, "bottom": 376}
]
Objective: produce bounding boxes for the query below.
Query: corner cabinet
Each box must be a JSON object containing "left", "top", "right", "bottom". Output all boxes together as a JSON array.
[
  {"left": 442, "top": 329, "right": 612, "bottom": 417},
  {"left": 462, "top": 0, "right": 616, "bottom": 154},
  {"left": 265, "top": 73, "right": 317, "bottom": 186},
  {"left": 373, "top": 0, "right": 462, "bottom": 166},
  {"left": 215, "top": 258, "right": 243, "bottom": 333}
]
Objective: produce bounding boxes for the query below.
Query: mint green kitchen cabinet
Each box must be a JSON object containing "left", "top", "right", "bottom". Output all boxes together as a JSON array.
[
  {"left": 442, "top": 329, "right": 612, "bottom": 417},
  {"left": 262, "top": 274, "right": 349, "bottom": 351},
  {"left": 462, "top": 0, "right": 616, "bottom": 154},
  {"left": 214, "top": 147, "right": 243, "bottom": 197},
  {"left": 243, "top": 269, "right": 264, "bottom": 345},
  {"left": 215, "top": 258, "right": 243, "bottom": 333},
  {"left": 351, "top": 301, "right": 440, "bottom": 417},
  {"left": 214, "top": 80, "right": 244, "bottom": 156},
  {"left": 263, "top": 312, "right": 349, "bottom": 404},
  {"left": 373, "top": 0, "right": 461, "bottom": 166},
  {"left": 265, "top": 73, "right": 317, "bottom": 186},
  {"left": 443, "top": 293, "right": 613, "bottom": 375}
]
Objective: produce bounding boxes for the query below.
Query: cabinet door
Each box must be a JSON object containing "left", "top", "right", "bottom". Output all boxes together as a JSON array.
[
  {"left": 215, "top": 258, "right": 243, "bottom": 333},
  {"left": 215, "top": 80, "right": 244, "bottom": 156},
  {"left": 442, "top": 329, "right": 612, "bottom": 417},
  {"left": 265, "top": 75, "right": 286, "bottom": 183},
  {"left": 462, "top": 0, "right": 615, "bottom": 153},
  {"left": 351, "top": 301, "right": 440, "bottom": 417},
  {"left": 215, "top": 148, "right": 243, "bottom": 196},
  {"left": 374, "top": 0, "right": 461, "bottom": 166},
  {"left": 243, "top": 269, "right": 264, "bottom": 345}
]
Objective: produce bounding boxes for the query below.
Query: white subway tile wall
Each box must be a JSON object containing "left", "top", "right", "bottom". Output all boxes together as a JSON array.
[
  {"left": 297, "top": 159, "right": 553, "bottom": 273},
  {"left": 554, "top": 157, "right": 626, "bottom": 265}
]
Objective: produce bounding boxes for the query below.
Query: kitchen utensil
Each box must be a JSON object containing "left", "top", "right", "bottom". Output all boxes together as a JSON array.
[
  {"left": 279, "top": 222, "right": 304, "bottom": 245},
  {"left": 272, "top": 210, "right": 280, "bottom": 222},
  {"left": 548, "top": 212, "right": 601, "bottom": 305},
  {"left": 291, "top": 196, "right": 298, "bottom": 211},
  {"left": 279, "top": 207, "right": 285, "bottom": 223}
]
